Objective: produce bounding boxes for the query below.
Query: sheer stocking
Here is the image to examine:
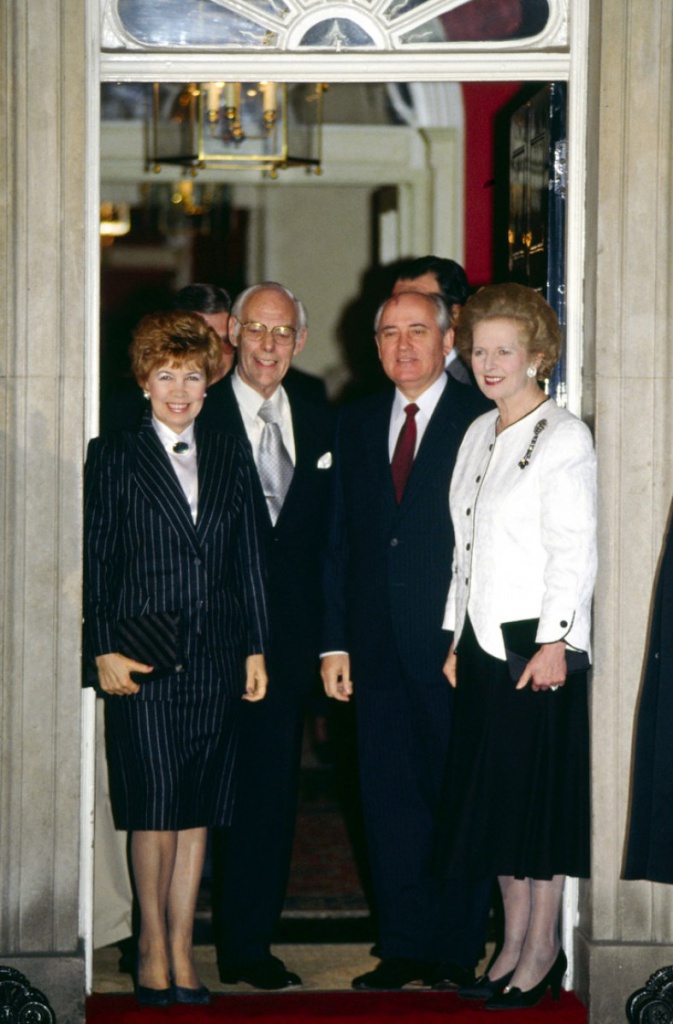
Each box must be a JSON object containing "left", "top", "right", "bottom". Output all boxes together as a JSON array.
[
  {"left": 487, "top": 874, "right": 565, "bottom": 991},
  {"left": 507, "top": 875, "right": 565, "bottom": 992},
  {"left": 167, "top": 827, "right": 207, "bottom": 989},
  {"left": 487, "top": 876, "right": 531, "bottom": 981},
  {"left": 130, "top": 827, "right": 207, "bottom": 991},
  {"left": 131, "top": 830, "right": 177, "bottom": 990}
]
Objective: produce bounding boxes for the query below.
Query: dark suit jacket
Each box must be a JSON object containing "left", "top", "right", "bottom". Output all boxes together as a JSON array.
[
  {"left": 198, "top": 373, "right": 335, "bottom": 698},
  {"left": 322, "top": 377, "right": 491, "bottom": 688},
  {"left": 624, "top": 512, "right": 673, "bottom": 882},
  {"left": 84, "top": 416, "right": 268, "bottom": 699}
]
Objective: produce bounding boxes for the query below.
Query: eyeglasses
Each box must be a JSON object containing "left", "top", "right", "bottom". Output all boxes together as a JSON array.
[{"left": 239, "top": 321, "right": 297, "bottom": 346}]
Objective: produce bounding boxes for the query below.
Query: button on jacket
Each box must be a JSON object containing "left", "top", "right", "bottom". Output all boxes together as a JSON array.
[{"left": 443, "top": 399, "right": 597, "bottom": 662}]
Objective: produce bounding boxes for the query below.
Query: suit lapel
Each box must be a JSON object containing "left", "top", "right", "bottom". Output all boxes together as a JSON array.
[
  {"left": 194, "top": 426, "right": 223, "bottom": 544},
  {"left": 366, "top": 394, "right": 398, "bottom": 512},
  {"left": 134, "top": 419, "right": 200, "bottom": 554},
  {"left": 274, "top": 395, "right": 318, "bottom": 529}
]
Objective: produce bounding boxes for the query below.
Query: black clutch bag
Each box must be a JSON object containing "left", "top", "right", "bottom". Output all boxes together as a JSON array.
[
  {"left": 116, "top": 610, "right": 186, "bottom": 682},
  {"left": 500, "top": 618, "right": 590, "bottom": 683}
]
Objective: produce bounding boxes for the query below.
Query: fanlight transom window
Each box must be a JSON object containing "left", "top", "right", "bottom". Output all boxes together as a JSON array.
[{"left": 102, "top": 0, "right": 567, "bottom": 52}]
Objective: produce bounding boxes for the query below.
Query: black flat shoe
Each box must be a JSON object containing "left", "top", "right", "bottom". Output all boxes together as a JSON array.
[
  {"left": 219, "top": 956, "right": 302, "bottom": 990},
  {"left": 458, "top": 969, "right": 515, "bottom": 1000},
  {"left": 173, "top": 983, "right": 211, "bottom": 1005},
  {"left": 486, "top": 949, "right": 567, "bottom": 1010},
  {"left": 352, "top": 957, "right": 433, "bottom": 990},
  {"left": 134, "top": 955, "right": 175, "bottom": 1007},
  {"left": 134, "top": 984, "right": 175, "bottom": 1007}
]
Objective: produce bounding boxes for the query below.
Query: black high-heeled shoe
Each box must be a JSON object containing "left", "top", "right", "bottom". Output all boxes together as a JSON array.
[
  {"left": 486, "top": 949, "right": 567, "bottom": 1011},
  {"left": 458, "top": 969, "right": 515, "bottom": 1000}
]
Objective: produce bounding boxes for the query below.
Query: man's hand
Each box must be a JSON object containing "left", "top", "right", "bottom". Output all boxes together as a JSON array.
[
  {"left": 243, "top": 654, "right": 268, "bottom": 701},
  {"left": 95, "top": 652, "right": 152, "bottom": 695},
  {"left": 321, "top": 653, "right": 353, "bottom": 702},
  {"left": 516, "top": 641, "right": 567, "bottom": 691},
  {"left": 443, "top": 642, "right": 457, "bottom": 688}
]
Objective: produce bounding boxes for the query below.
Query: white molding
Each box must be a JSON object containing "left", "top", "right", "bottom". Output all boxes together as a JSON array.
[
  {"left": 100, "top": 51, "right": 571, "bottom": 81},
  {"left": 81, "top": 0, "right": 102, "bottom": 995},
  {"left": 563, "top": 0, "right": 590, "bottom": 418}
]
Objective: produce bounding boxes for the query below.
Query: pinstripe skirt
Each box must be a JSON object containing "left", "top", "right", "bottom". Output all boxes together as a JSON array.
[{"left": 104, "top": 654, "right": 239, "bottom": 831}]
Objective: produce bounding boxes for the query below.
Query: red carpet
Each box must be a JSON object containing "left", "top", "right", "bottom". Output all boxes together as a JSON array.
[{"left": 87, "top": 990, "right": 588, "bottom": 1022}]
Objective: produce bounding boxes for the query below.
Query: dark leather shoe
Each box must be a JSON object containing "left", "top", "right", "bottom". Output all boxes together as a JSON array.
[
  {"left": 427, "top": 962, "right": 477, "bottom": 990},
  {"left": 352, "top": 957, "right": 433, "bottom": 990},
  {"left": 219, "top": 956, "right": 302, "bottom": 990},
  {"left": 458, "top": 970, "right": 515, "bottom": 999},
  {"left": 117, "top": 937, "right": 136, "bottom": 976},
  {"left": 134, "top": 984, "right": 174, "bottom": 1007},
  {"left": 173, "top": 983, "right": 211, "bottom": 1005}
]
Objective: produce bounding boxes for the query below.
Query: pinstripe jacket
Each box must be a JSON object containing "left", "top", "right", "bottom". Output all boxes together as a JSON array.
[{"left": 84, "top": 415, "right": 268, "bottom": 697}]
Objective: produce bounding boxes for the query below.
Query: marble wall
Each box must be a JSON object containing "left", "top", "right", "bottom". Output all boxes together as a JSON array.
[
  {"left": 0, "top": 1, "right": 88, "bottom": 1021},
  {"left": 576, "top": 0, "right": 673, "bottom": 1019}
]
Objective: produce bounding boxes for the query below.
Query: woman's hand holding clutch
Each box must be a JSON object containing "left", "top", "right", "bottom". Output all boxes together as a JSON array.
[
  {"left": 95, "top": 652, "right": 154, "bottom": 695},
  {"left": 515, "top": 641, "right": 567, "bottom": 692},
  {"left": 243, "top": 654, "right": 268, "bottom": 702}
]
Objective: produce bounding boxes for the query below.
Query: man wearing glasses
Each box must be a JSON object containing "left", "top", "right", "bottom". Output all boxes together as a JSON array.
[{"left": 199, "top": 282, "right": 334, "bottom": 990}]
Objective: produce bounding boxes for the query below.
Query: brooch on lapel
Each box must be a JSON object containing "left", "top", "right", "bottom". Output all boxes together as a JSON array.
[
  {"left": 518, "top": 419, "right": 548, "bottom": 469},
  {"left": 317, "top": 452, "right": 332, "bottom": 469}
]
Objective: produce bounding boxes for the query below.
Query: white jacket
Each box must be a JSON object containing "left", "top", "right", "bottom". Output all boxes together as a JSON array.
[{"left": 443, "top": 399, "right": 597, "bottom": 662}]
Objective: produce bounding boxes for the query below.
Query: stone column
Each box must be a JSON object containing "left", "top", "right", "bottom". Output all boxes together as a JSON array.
[
  {"left": 0, "top": 1, "right": 88, "bottom": 1021},
  {"left": 577, "top": 0, "right": 673, "bottom": 1020}
]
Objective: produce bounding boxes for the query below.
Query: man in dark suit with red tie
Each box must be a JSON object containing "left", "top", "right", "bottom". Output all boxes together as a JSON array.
[
  {"left": 198, "top": 282, "right": 334, "bottom": 990},
  {"left": 321, "top": 290, "right": 491, "bottom": 991}
]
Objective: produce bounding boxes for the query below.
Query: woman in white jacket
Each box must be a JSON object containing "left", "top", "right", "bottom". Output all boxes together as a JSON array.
[{"left": 440, "top": 283, "right": 597, "bottom": 1011}]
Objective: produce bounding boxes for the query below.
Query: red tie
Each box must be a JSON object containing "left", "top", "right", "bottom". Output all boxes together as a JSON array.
[{"left": 391, "top": 403, "right": 418, "bottom": 503}]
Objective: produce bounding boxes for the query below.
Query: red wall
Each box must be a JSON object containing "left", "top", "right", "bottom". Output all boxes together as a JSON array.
[{"left": 462, "top": 82, "right": 522, "bottom": 288}]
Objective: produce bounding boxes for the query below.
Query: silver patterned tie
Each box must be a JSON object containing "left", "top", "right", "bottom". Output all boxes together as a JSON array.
[{"left": 257, "top": 399, "right": 294, "bottom": 524}]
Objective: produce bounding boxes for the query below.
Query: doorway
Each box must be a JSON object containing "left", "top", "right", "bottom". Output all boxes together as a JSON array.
[{"left": 85, "top": 54, "right": 590, "bottom": 983}]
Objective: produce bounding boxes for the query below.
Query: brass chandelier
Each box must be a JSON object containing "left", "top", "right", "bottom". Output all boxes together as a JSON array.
[{"left": 148, "top": 82, "right": 326, "bottom": 179}]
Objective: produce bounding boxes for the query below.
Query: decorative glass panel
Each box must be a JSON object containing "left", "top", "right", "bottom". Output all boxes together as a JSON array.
[
  {"left": 103, "top": 0, "right": 565, "bottom": 51},
  {"left": 299, "top": 20, "right": 378, "bottom": 48},
  {"left": 116, "top": 0, "right": 275, "bottom": 48}
]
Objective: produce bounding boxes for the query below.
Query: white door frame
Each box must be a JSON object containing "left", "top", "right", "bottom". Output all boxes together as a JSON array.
[{"left": 83, "top": 0, "right": 591, "bottom": 990}]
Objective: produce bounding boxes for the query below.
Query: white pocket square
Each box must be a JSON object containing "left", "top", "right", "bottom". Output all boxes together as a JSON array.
[{"left": 317, "top": 452, "right": 333, "bottom": 469}]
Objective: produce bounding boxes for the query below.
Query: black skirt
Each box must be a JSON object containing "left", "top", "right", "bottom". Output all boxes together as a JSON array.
[
  {"left": 437, "top": 617, "right": 590, "bottom": 880},
  {"left": 104, "top": 653, "right": 239, "bottom": 831}
]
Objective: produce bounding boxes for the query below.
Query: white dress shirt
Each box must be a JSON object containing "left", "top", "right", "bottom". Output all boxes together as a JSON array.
[
  {"left": 387, "top": 372, "right": 447, "bottom": 460},
  {"left": 443, "top": 399, "right": 597, "bottom": 661},
  {"left": 151, "top": 416, "right": 199, "bottom": 523},
  {"left": 231, "top": 370, "right": 296, "bottom": 466}
]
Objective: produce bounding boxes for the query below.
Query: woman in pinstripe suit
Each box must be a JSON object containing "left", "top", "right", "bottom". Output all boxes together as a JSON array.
[{"left": 84, "top": 311, "right": 268, "bottom": 1006}]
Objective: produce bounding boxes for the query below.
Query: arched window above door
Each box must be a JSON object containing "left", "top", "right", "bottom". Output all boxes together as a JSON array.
[{"left": 102, "top": 0, "right": 567, "bottom": 52}]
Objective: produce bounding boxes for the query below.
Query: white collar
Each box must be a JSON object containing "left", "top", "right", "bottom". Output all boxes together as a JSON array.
[
  {"left": 393, "top": 371, "right": 447, "bottom": 418},
  {"left": 232, "top": 370, "right": 287, "bottom": 418},
  {"left": 151, "top": 416, "right": 196, "bottom": 453}
]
